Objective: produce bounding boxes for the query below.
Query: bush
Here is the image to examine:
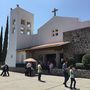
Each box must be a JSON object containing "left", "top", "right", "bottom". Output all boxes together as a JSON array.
[
  {"left": 82, "top": 54, "right": 90, "bottom": 66},
  {"left": 74, "top": 54, "right": 85, "bottom": 63},
  {"left": 82, "top": 54, "right": 90, "bottom": 70},
  {"left": 68, "top": 58, "right": 76, "bottom": 66},
  {"left": 76, "top": 63, "right": 84, "bottom": 69}
]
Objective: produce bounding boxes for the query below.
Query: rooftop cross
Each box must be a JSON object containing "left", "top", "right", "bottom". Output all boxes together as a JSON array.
[{"left": 52, "top": 8, "right": 58, "bottom": 16}]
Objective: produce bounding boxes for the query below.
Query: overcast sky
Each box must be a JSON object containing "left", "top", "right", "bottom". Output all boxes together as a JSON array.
[{"left": 0, "top": 0, "right": 90, "bottom": 33}]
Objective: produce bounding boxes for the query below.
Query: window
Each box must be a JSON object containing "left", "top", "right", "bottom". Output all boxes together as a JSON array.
[
  {"left": 52, "top": 34, "right": 55, "bottom": 36},
  {"left": 12, "top": 19, "right": 15, "bottom": 25},
  {"left": 55, "top": 29, "right": 58, "bottom": 32},
  {"left": 56, "top": 33, "right": 58, "bottom": 36},
  {"left": 52, "top": 29, "right": 59, "bottom": 36},
  {"left": 27, "top": 31, "right": 30, "bottom": 35},
  {"left": 21, "top": 19, "right": 25, "bottom": 25},
  {"left": 27, "top": 22, "right": 31, "bottom": 27},
  {"left": 20, "top": 27, "right": 25, "bottom": 34},
  {"left": 27, "top": 29, "right": 31, "bottom": 35}
]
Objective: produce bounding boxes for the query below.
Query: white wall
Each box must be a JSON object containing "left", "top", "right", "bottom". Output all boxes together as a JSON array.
[{"left": 6, "top": 6, "right": 34, "bottom": 67}]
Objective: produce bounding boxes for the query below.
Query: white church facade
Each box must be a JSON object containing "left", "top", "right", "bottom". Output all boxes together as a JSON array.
[{"left": 6, "top": 5, "right": 90, "bottom": 67}]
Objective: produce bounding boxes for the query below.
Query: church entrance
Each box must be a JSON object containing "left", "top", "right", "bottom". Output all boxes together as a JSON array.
[{"left": 46, "top": 54, "right": 56, "bottom": 67}]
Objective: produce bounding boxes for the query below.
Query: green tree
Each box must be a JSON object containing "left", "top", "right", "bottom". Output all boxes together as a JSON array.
[
  {"left": 0, "top": 27, "right": 3, "bottom": 63},
  {"left": 1, "top": 16, "right": 9, "bottom": 64}
]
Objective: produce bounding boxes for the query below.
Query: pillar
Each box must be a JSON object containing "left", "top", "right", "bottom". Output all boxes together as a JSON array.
[
  {"left": 42, "top": 54, "right": 46, "bottom": 64},
  {"left": 55, "top": 52, "right": 60, "bottom": 68}
]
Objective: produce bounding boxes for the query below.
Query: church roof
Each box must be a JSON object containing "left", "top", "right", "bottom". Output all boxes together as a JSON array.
[
  {"left": 17, "top": 41, "right": 70, "bottom": 52},
  {"left": 38, "top": 16, "right": 79, "bottom": 30}
]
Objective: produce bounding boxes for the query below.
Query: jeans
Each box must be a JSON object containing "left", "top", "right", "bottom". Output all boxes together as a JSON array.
[
  {"left": 63, "top": 71, "right": 69, "bottom": 86},
  {"left": 70, "top": 78, "right": 76, "bottom": 88},
  {"left": 38, "top": 73, "right": 41, "bottom": 80}
]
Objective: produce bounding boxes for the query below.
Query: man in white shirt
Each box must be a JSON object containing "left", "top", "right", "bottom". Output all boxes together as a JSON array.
[{"left": 38, "top": 62, "right": 42, "bottom": 81}]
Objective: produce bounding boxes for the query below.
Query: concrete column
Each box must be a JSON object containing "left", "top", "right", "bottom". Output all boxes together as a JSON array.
[
  {"left": 55, "top": 52, "right": 60, "bottom": 68},
  {"left": 42, "top": 54, "right": 46, "bottom": 64}
]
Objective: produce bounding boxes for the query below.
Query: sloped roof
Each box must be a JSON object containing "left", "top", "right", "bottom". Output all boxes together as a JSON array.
[{"left": 17, "top": 41, "right": 70, "bottom": 52}]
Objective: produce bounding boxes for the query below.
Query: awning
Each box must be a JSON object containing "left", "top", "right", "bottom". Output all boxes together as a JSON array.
[
  {"left": 17, "top": 41, "right": 70, "bottom": 52},
  {"left": 30, "top": 41, "right": 70, "bottom": 50}
]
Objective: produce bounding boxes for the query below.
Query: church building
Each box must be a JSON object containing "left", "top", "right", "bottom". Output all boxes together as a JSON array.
[{"left": 6, "top": 5, "right": 90, "bottom": 67}]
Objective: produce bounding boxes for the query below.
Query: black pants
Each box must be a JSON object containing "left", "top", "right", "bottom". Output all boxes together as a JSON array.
[
  {"left": 0, "top": 70, "right": 6, "bottom": 76},
  {"left": 63, "top": 71, "right": 69, "bottom": 86},
  {"left": 6, "top": 71, "right": 9, "bottom": 76},
  {"left": 25, "top": 68, "right": 32, "bottom": 76},
  {"left": 0, "top": 70, "right": 9, "bottom": 76},
  {"left": 38, "top": 73, "right": 41, "bottom": 80},
  {"left": 70, "top": 78, "right": 76, "bottom": 88}
]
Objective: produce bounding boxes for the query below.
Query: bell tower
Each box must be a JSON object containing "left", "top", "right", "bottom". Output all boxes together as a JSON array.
[{"left": 6, "top": 5, "right": 34, "bottom": 67}]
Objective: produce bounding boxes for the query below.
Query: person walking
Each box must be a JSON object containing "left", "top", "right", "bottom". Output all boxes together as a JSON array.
[
  {"left": 62, "top": 60, "right": 69, "bottom": 87},
  {"left": 70, "top": 65, "right": 76, "bottom": 89},
  {"left": 0, "top": 64, "right": 9, "bottom": 76},
  {"left": 37, "top": 62, "right": 42, "bottom": 81},
  {"left": 4, "top": 64, "right": 9, "bottom": 76}
]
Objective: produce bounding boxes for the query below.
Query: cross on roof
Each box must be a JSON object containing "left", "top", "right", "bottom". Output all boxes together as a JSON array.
[{"left": 52, "top": 8, "right": 58, "bottom": 16}]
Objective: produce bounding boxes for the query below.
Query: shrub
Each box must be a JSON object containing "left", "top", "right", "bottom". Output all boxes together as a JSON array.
[
  {"left": 74, "top": 54, "right": 85, "bottom": 63},
  {"left": 68, "top": 58, "right": 76, "bottom": 66},
  {"left": 76, "top": 63, "right": 84, "bottom": 69},
  {"left": 82, "top": 54, "right": 90, "bottom": 66}
]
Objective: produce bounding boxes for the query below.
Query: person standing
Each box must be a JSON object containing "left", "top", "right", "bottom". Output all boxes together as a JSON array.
[
  {"left": 49, "top": 62, "right": 53, "bottom": 73},
  {"left": 70, "top": 65, "right": 76, "bottom": 89},
  {"left": 37, "top": 62, "right": 42, "bottom": 81},
  {"left": 25, "top": 62, "right": 32, "bottom": 76},
  {"left": 0, "top": 64, "right": 9, "bottom": 76},
  {"left": 62, "top": 60, "right": 69, "bottom": 87}
]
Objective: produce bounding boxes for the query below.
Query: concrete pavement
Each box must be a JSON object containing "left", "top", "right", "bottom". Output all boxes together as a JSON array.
[{"left": 0, "top": 70, "right": 90, "bottom": 90}]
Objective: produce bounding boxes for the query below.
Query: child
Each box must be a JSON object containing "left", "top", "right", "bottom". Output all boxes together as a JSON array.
[{"left": 69, "top": 65, "right": 76, "bottom": 89}]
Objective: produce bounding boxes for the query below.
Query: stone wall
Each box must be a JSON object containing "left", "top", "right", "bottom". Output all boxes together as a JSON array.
[
  {"left": 50, "top": 69, "right": 90, "bottom": 79},
  {"left": 63, "top": 27, "right": 90, "bottom": 59},
  {"left": 7, "top": 67, "right": 90, "bottom": 78}
]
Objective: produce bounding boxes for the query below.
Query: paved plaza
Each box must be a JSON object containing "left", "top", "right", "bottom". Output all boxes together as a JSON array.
[{"left": 0, "top": 70, "right": 90, "bottom": 90}]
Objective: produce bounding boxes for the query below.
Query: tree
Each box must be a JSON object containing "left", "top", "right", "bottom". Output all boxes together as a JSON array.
[
  {"left": 1, "top": 16, "right": 9, "bottom": 64},
  {"left": 0, "top": 27, "right": 3, "bottom": 63}
]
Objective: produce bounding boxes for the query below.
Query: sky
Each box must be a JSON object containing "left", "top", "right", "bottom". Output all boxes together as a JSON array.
[{"left": 0, "top": 0, "right": 90, "bottom": 33}]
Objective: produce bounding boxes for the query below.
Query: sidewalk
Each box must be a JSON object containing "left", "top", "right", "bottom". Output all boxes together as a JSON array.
[{"left": 0, "top": 70, "right": 90, "bottom": 90}]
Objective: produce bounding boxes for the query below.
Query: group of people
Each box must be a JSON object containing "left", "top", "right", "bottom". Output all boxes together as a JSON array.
[
  {"left": 62, "top": 60, "right": 76, "bottom": 89},
  {"left": 25, "top": 60, "right": 76, "bottom": 88},
  {"left": 0, "top": 64, "right": 9, "bottom": 76},
  {"left": 25, "top": 62, "right": 34, "bottom": 76},
  {"left": 25, "top": 62, "right": 43, "bottom": 81},
  {"left": 0, "top": 61, "right": 76, "bottom": 89}
]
